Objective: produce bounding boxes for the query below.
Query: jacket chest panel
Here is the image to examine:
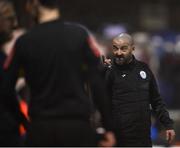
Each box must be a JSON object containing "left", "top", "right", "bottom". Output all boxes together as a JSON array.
[{"left": 112, "top": 68, "right": 150, "bottom": 94}]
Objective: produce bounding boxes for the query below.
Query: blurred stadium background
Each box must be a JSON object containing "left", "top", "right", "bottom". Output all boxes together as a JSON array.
[{"left": 11, "top": 0, "right": 180, "bottom": 147}]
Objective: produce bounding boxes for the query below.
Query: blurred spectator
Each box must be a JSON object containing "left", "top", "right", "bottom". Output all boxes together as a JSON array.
[{"left": 0, "top": 0, "right": 28, "bottom": 146}]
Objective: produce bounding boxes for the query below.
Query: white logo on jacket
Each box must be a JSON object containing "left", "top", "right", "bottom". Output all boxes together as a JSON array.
[
  {"left": 140, "top": 71, "right": 146, "bottom": 79},
  {"left": 122, "top": 74, "right": 126, "bottom": 77}
]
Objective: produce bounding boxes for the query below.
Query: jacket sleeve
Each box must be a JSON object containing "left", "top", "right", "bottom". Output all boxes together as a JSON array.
[
  {"left": 82, "top": 31, "right": 114, "bottom": 131},
  {"left": 149, "top": 67, "right": 174, "bottom": 130}
]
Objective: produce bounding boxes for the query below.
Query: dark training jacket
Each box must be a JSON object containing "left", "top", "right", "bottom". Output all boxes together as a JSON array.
[
  {"left": 0, "top": 19, "right": 113, "bottom": 131},
  {"left": 105, "top": 56, "right": 174, "bottom": 146}
]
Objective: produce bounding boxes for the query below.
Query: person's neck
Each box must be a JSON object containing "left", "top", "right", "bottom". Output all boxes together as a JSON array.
[{"left": 39, "top": 7, "right": 60, "bottom": 23}]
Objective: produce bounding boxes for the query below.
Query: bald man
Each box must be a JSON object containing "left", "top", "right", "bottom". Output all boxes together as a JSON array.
[{"left": 104, "top": 33, "right": 175, "bottom": 146}]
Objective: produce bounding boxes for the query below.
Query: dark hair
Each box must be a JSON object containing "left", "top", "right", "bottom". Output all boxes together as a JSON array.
[{"left": 38, "top": 0, "right": 61, "bottom": 8}]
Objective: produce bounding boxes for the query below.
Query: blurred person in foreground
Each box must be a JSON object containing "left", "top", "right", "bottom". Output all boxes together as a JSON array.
[
  {"left": 0, "top": 0, "right": 28, "bottom": 146},
  {"left": 1, "top": 0, "right": 116, "bottom": 146},
  {"left": 103, "top": 33, "right": 175, "bottom": 147}
]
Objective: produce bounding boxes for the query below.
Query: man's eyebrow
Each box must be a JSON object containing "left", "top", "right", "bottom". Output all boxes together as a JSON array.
[
  {"left": 121, "top": 45, "right": 129, "bottom": 47},
  {"left": 113, "top": 45, "right": 119, "bottom": 49}
]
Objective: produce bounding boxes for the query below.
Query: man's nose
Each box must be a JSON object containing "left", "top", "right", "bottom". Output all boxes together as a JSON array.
[{"left": 116, "top": 49, "right": 122, "bottom": 56}]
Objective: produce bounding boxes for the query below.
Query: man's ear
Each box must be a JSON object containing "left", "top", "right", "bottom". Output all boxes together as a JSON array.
[{"left": 132, "top": 45, "right": 135, "bottom": 51}]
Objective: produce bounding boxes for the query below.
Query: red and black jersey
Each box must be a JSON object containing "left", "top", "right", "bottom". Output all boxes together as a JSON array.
[{"left": 1, "top": 19, "right": 113, "bottom": 131}]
